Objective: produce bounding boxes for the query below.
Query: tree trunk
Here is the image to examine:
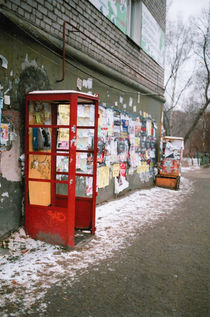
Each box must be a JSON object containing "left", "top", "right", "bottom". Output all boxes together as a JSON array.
[{"left": 184, "top": 100, "right": 210, "bottom": 144}]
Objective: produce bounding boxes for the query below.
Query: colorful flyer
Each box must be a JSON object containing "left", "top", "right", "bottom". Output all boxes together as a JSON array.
[
  {"left": 0, "top": 124, "right": 9, "bottom": 145},
  {"left": 120, "top": 162, "right": 127, "bottom": 177}
]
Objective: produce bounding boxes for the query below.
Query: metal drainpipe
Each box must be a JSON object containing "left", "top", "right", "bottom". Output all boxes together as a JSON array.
[
  {"left": 57, "top": 20, "right": 164, "bottom": 91},
  {"left": 56, "top": 21, "right": 66, "bottom": 83},
  {"left": 57, "top": 21, "right": 80, "bottom": 83}
]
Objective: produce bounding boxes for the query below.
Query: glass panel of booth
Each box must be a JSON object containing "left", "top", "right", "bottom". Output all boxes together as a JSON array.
[
  {"left": 27, "top": 100, "right": 96, "bottom": 205},
  {"left": 28, "top": 101, "right": 52, "bottom": 206},
  {"left": 76, "top": 176, "right": 93, "bottom": 197}
]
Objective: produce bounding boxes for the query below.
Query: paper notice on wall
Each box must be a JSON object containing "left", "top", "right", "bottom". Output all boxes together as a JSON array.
[
  {"left": 129, "top": 97, "right": 133, "bottom": 107},
  {"left": 112, "top": 163, "right": 120, "bottom": 177},
  {"left": 137, "top": 163, "right": 149, "bottom": 173},
  {"left": 137, "top": 165, "right": 144, "bottom": 174},
  {"left": 114, "top": 176, "right": 129, "bottom": 194},
  {"left": 98, "top": 166, "right": 109, "bottom": 188},
  {"left": 0, "top": 123, "right": 9, "bottom": 145},
  {"left": 146, "top": 120, "right": 152, "bottom": 136}
]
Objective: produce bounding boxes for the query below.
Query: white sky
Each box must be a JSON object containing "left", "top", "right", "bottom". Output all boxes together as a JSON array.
[{"left": 168, "top": 0, "right": 210, "bottom": 21}]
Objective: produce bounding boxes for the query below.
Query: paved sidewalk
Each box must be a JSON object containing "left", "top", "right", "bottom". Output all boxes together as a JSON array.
[
  {"left": 31, "top": 167, "right": 210, "bottom": 316},
  {"left": 1, "top": 167, "right": 209, "bottom": 316}
]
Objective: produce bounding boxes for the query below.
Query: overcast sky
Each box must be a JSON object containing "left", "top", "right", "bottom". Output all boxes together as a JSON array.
[{"left": 168, "top": 0, "right": 210, "bottom": 21}]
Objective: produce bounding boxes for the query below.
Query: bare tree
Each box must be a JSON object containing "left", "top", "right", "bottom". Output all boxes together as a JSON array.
[
  {"left": 164, "top": 18, "right": 194, "bottom": 135},
  {"left": 184, "top": 10, "right": 210, "bottom": 144}
]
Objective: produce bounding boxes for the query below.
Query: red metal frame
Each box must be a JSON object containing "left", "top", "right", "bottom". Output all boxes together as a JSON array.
[{"left": 25, "top": 91, "right": 99, "bottom": 248}]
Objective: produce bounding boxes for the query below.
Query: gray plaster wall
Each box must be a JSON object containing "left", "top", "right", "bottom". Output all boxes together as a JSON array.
[
  {"left": 1, "top": 0, "right": 166, "bottom": 95},
  {"left": 0, "top": 0, "right": 165, "bottom": 239}
]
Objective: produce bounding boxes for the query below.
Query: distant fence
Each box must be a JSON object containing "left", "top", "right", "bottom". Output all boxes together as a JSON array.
[
  {"left": 182, "top": 158, "right": 200, "bottom": 167},
  {"left": 183, "top": 154, "right": 210, "bottom": 167}
]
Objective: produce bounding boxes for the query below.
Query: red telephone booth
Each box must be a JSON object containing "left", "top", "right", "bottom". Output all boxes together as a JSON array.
[{"left": 25, "top": 90, "right": 99, "bottom": 248}]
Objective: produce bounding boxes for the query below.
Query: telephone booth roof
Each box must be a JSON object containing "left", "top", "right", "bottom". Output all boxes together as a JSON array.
[{"left": 27, "top": 90, "right": 98, "bottom": 102}]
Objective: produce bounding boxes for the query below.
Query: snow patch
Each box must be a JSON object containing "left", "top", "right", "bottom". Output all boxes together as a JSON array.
[{"left": 0, "top": 177, "right": 194, "bottom": 315}]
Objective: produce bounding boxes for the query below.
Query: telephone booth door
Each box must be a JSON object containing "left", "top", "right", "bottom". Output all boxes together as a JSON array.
[{"left": 25, "top": 91, "right": 99, "bottom": 248}]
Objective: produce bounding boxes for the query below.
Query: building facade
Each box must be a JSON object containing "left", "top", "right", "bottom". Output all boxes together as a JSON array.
[{"left": 0, "top": 0, "right": 166, "bottom": 239}]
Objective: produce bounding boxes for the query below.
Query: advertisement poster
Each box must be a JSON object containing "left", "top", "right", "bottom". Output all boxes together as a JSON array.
[
  {"left": 140, "top": 3, "right": 165, "bottom": 67},
  {"left": 0, "top": 124, "right": 9, "bottom": 145},
  {"left": 98, "top": 166, "right": 110, "bottom": 188},
  {"left": 89, "top": 0, "right": 127, "bottom": 34},
  {"left": 112, "top": 163, "right": 120, "bottom": 177}
]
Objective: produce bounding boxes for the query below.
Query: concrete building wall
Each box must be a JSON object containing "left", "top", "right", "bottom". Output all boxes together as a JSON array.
[
  {"left": 0, "top": 0, "right": 166, "bottom": 239},
  {"left": 1, "top": 0, "right": 165, "bottom": 94}
]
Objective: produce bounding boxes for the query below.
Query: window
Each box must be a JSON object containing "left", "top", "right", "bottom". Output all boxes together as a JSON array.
[{"left": 127, "top": 0, "right": 142, "bottom": 46}]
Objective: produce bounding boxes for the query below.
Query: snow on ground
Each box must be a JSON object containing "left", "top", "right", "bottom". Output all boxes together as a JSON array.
[{"left": 0, "top": 176, "right": 194, "bottom": 316}]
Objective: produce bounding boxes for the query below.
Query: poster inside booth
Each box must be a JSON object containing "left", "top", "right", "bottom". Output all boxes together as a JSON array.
[{"left": 28, "top": 101, "right": 52, "bottom": 206}]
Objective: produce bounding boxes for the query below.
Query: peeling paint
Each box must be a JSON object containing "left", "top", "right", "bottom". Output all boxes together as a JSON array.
[
  {"left": 0, "top": 54, "right": 8, "bottom": 69},
  {"left": 0, "top": 134, "right": 21, "bottom": 182},
  {"left": 21, "top": 54, "right": 38, "bottom": 71},
  {"left": 1, "top": 192, "right": 9, "bottom": 197},
  {"left": 71, "top": 125, "right": 76, "bottom": 133},
  {"left": 4, "top": 95, "right": 10, "bottom": 105},
  {"left": 119, "top": 96, "right": 123, "bottom": 103}
]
